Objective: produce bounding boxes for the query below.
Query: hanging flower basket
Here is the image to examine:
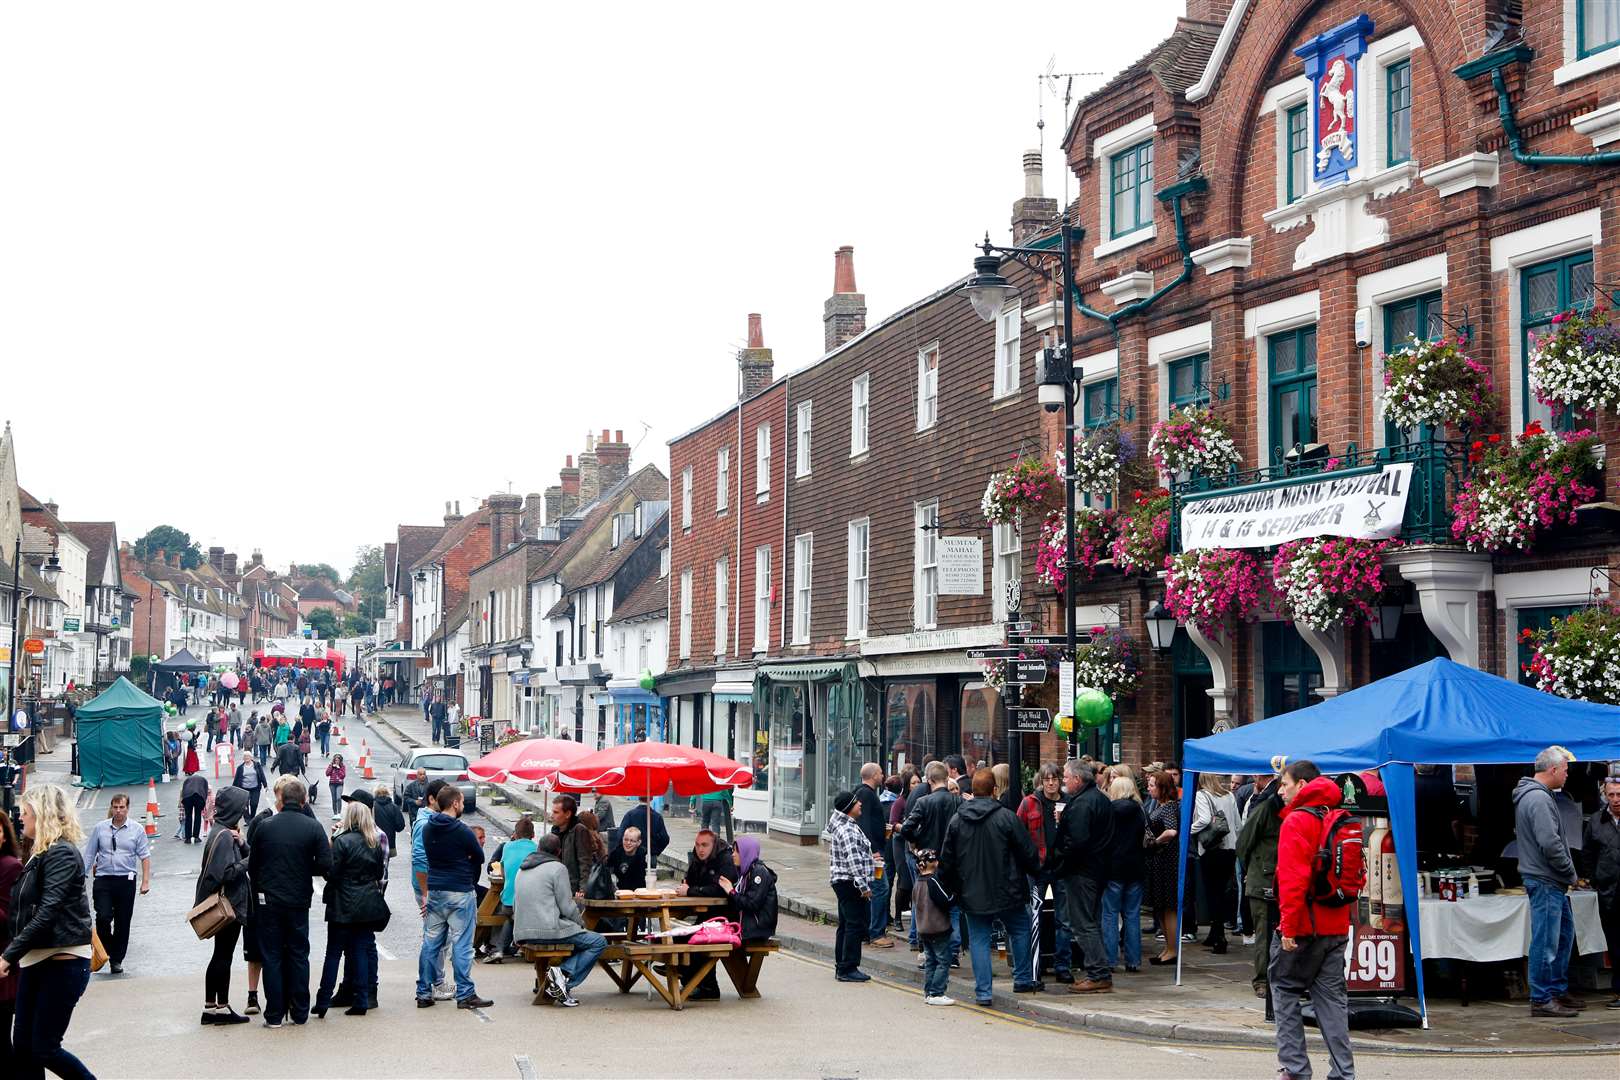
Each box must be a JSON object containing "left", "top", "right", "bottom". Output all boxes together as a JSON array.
[
  {"left": 1528, "top": 302, "right": 1620, "bottom": 417},
  {"left": 1065, "top": 424, "right": 1136, "bottom": 496},
  {"left": 1521, "top": 603, "right": 1620, "bottom": 704},
  {"left": 1073, "top": 625, "right": 1141, "bottom": 700},
  {"left": 1147, "top": 406, "right": 1242, "bottom": 478},
  {"left": 1163, "top": 548, "right": 1268, "bottom": 639},
  {"left": 981, "top": 454, "right": 1061, "bottom": 525},
  {"left": 1111, "top": 488, "right": 1171, "bottom": 575},
  {"left": 1449, "top": 422, "right": 1601, "bottom": 552},
  {"left": 1271, "top": 536, "right": 1396, "bottom": 632},
  {"left": 1034, "top": 507, "right": 1116, "bottom": 590},
  {"left": 1380, "top": 334, "right": 1497, "bottom": 433}
]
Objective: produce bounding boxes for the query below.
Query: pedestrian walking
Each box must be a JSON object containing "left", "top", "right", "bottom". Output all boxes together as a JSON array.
[
  {"left": 197, "top": 786, "right": 253, "bottom": 1026},
  {"left": 911, "top": 849, "right": 955, "bottom": 1006},
  {"left": 698, "top": 784, "right": 735, "bottom": 846},
  {"left": 274, "top": 734, "right": 302, "bottom": 779},
  {"left": 183, "top": 736, "right": 201, "bottom": 777},
  {"left": 401, "top": 768, "right": 431, "bottom": 819},
  {"left": 415, "top": 785, "right": 492, "bottom": 1009},
  {"left": 823, "top": 789, "right": 875, "bottom": 983},
  {"left": 234, "top": 755, "right": 269, "bottom": 817},
  {"left": 326, "top": 755, "right": 348, "bottom": 821},
  {"left": 1582, "top": 775, "right": 1620, "bottom": 1009},
  {"left": 852, "top": 763, "right": 892, "bottom": 948},
  {"left": 900, "top": 761, "right": 964, "bottom": 962},
  {"left": 317, "top": 710, "right": 332, "bottom": 757},
  {"left": 1018, "top": 762, "right": 1072, "bottom": 984},
  {"left": 314, "top": 798, "right": 390, "bottom": 1018},
  {"left": 182, "top": 765, "right": 210, "bottom": 845},
  {"left": 426, "top": 694, "right": 441, "bottom": 743},
  {"left": 1270, "top": 759, "right": 1355, "bottom": 1080},
  {"left": 82, "top": 794, "right": 152, "bottom": 974},
  {"left": 1049, "top": 758, "right": 1115, "bottom": 994},
  {"left": 247, "top": 777, "right": 333, "bottom": 1027},
  {"left": 229, "top": 702, "right": 243, "bottom": 748},
  {"left": 373, "top": 786, "right": 407, "bottom": 859},
  {"left": 512, "top": 834, "right": 607, "bottom": 1008},
  {"left": 0, "top": 812, "right": 23, "bottom": 1059},
  {"left": 1516, "top": 746, "right": 1583, "bottom": 1017},
  {"left": 164, "top": 729, "right": 182, "bottom": 779},
  {"left": 940, "top": 768, "right": 1042, "bottom": 1005},
  {"left": 2, "top": 784, "right": 96, "bottom": 1080},
  {"left": 1236, "top": 767, "right": 1284, "bottom": 998}
]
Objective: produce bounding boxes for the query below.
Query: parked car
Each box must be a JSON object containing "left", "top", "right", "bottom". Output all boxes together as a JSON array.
[{"left": 392, "top": 748, "right": 477, "bottom": 814}]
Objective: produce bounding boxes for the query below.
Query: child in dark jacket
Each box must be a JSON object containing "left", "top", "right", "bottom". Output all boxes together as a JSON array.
[{"left": 912, "top": 849, "right": 956, "bottom": 1006}]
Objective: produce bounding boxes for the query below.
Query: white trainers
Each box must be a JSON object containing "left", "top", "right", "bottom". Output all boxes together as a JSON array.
[
  {"left": 924, "top": 995, "right": 956, "bottom": 1007},
  {"left": 543, "top": 967, "right": 570, "bottom": 1004},
  {"left": 916, "top": 951, "right": 926, "bottom": 966},
  {"left": 431, "top": 983, "right": 454, "bottom": 1001},
  {"left": 1242, "top": 934, "right": 1256, "bottom": 946}
]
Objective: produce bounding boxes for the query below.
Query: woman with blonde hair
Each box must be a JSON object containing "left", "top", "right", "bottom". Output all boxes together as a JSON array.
[
  {"left": 1191, "top": 772, "right": 1240, "bottom": 954},
  {"left": 313, "top": 798, "right": 388, "bottom": 1018},
  {"left": 0, "top": 783, "right": 96, "bottom": 1078},
  {"left": 1101, "top": 775, "right": 1148, "bottom": 972}
]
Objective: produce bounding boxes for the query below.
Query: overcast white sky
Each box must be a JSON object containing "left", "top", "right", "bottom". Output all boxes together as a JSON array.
[{"left": 1, "top": 1, "right": 1186, "bottom": 575}]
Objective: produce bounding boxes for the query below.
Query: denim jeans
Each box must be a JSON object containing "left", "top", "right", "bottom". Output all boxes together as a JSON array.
[
  {"left": 921, "top": 934, "right": 952, "bottom": 998},
  {"left": 1063, "top": 873, "right": 1110, "bottom": 982},
  {"left": 1029, "top": 873, "right": 1072, "bottom": 978},
  {"left": 318, "top": 925, "right": 376, "bottom": 1009},
  {"left": 555, "top": 930, "right": 609, "bottom": 990},
  {"left": 868, "top": 868, "right": 891, "bottom": 940},
  {"left": 319, "top": 730, "right": 331, "bottom": 755},
  {"left": 258, "top": 903, "right": 312, "bottom": 1024},
  {"left": 964, "top": 905, "right": 1034, "bottom": 1002},
  {"left": 416, "top": 889, "right": 478, "bottom": 1001},
  {"left": 1101, "top": 879, "right": 1144, "bottom": 969},
  {"left": 13, "top": 957, "right": 93, "bottom": 1080},
  {"left": 1524, "top": 874, "right": 1575, "bottom": 1004}
]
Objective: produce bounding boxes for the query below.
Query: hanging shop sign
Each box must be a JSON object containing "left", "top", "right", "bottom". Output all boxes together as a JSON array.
[
  {"left": 22, "top": 639, "right": 44, "bottom": 655},
  {"left": 937, "top": 537, "right": 984, "bottom": 596},
  {"left": 1296, "top": 14, "right": 1373, "bottom": 187},
  {"left": 1181, "top": 462, "right": 1411, "bottom": 550}
]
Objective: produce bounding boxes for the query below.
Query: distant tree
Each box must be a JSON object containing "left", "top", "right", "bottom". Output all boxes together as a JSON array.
[
  {"left": 342, "top": 611, "right": 375, "bottom": 636},
  {"left": 294, "top": 563, "right": 342, "bottom": 585},
  {"left": 133, "top": 526, "right": 203, "bottom": 569},
  {"left": 129, "top": 655, "right": 150, "bottom": 686},
  {"left": 305, "top": 608, "right": 340, "bottom": 640},
  {"left": 346, "top": 545, "right": 386, "bottom": 620}
]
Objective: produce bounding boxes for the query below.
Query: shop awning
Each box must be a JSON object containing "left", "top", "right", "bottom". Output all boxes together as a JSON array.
[
  {"left": 755, "top": 661, "right": 849, "bottom": 683},
  {"left": 607, "top": 687, "right": 661, "bottom": 706},
  {"left": 712, "top": 679, "right": 755, "bottom": 703}
]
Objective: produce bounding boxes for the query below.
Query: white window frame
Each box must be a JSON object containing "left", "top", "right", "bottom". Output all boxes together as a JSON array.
[
  {"left": 1261, "top": 77, "right": 1312, "bottom": 209},
  {"left": 795, "top": 401, "right": 813, "bottom": 478},
  {"left": 993, "top": 304, "right": 1021, "bottom": 399},
  {"left": 678, "top": 569, "right": 692, "bottom": 659},
  {"left": 1091, "top": 112, "right": 1158, "bottom": 259},
  {"left": 756, "top": 423, "right": 771, "bottom": 500},
  {"left": 1557, "top": 0, "right": 1620, "bottom": 84},
  {"left": 753, "top": 545, "right": 771, "bottom": 653},
  {"left": 714, "top": 557, "right": 728, "bottom": 658},
  {"left": 792, "top": 534, "right": 813, "bottom": 645},
  {"left": 917, "top": 343, "right": 939, "bottom": 430},
  {"left": 715, "top": 447, "right": 729, "bottom": 512},
  {"left": 846, "top": 518, "right": 869, "bottom": 639},
  {"left": 913, "top": 500, "right": 939, "bottom": 630},
  {"left": 992, "top": 521, "right": 1021, "bottom": 622},
  {"left": 681, "top": 466, "right": 693, "bottom": 530},
  {"left": 850, "top": 373, "right": 870, "bottom": 456}
]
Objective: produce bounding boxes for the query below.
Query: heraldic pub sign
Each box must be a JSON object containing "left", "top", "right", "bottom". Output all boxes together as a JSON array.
[{"left": 1294, "top": 14, "right": 1374, "bottom": 188}]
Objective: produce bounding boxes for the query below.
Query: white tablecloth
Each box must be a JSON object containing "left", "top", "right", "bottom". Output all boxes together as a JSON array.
[{"left": 1418, "top": 890, "right": 1608, "bottom": 963}]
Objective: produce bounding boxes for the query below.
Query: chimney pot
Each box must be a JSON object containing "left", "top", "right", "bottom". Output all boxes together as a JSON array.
[
  {"left": 824, "top": 246, "right": 868, "bottom": 352},
  {"left": 601, "top": 428, "right": 610, "bottom": 442},
  {"left": 1023, "top": 150, "right": 1044, "bottom": 198},
  {"left": 746, "top": 313, "right": 764, "bottom": 349},
  {"left": 614, "top": 429, "right": 623, "bottom": 443},
  {"left": 833, "top": 246, "right": 858, "bottom": 294}
]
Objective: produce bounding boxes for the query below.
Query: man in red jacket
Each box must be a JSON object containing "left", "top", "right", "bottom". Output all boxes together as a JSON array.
[{"left": 1271, "top": 760, "right": 1355, "bottom": 1080}]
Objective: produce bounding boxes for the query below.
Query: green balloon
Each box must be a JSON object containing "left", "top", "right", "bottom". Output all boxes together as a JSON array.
[
  {"left": 639, "top": 669, "right": 656, "bottom": 692},
  {"left": 185, "top": 718, "right": 197, "bottom": 731},
  {"left": 1073, "top": 688, "right": 1113, "bottom": 729}
]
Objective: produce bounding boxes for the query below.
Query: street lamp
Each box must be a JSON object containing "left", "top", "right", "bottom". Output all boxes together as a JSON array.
[
  {"left": 960, "top": 251, "right": 1021, "bottom": 323},
  {"left": 1144, "top": 601, "right": 1178, "bottom": 652},
  {"left": 1368, "top": 594, "right": 1404, "bottom": 644}
]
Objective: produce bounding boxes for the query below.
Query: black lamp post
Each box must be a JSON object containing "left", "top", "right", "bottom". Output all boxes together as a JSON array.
[{"left": 961, "top": 218, "right": 1083, "bottom": 759}]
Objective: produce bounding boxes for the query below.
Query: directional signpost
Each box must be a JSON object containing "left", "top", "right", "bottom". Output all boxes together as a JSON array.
[
  {"left": 1008, "top": 706, "right": 1051, "bottom": 733},
  {"left": 1006, "top": 660, "right": 1048, "bottom": 686}
]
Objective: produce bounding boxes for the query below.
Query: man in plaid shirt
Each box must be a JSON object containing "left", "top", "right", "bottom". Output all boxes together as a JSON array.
[{"left": 823, "top": 790, "right": 875, "bottom": 982}]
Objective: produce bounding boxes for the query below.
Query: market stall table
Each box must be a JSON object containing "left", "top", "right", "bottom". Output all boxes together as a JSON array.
[{"left": 1419, "top": 889, "right": 1608, "bottom": 963}]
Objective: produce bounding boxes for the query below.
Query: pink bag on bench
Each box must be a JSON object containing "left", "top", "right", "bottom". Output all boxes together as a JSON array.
[{"left": 687, "top": 918, "right": 742, "bottom": 946}]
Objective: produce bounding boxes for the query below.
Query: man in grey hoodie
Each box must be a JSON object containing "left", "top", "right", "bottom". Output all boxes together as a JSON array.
[
  {"left": 512, "top": 833, "right": 607, "bottom": 1007},
  {"left": 1514, "top": 747, "right": 1582, "bottom": 1017}
]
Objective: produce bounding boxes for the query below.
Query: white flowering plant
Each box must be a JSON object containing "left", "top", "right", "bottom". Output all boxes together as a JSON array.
[
  {"left": 1522, "top": 604, "right": 1620, "bottom": 705},
  {"left": 1147, "top": 406, "right": 1242, "bottom": 477},
  {"left": 1529, "top": 302, "right": 1620, "bottom": 418},
  {"left": 1073, "top": 626, "right": 1141, "bottom": 700},
  {"left": 1066, "top": 424, "right": 1136, "bottom": 496},
  {"left": 1380, "top": 335, "right": 1496, "bottom": 433},
  {"left": 1270, "top": 537, "right": 1394, "bottom": 632}
]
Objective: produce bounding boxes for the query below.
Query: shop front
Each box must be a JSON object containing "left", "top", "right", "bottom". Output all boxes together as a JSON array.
[
  {"left": 753, "top": 660, "right": 870, "bottom": 841},
  {"left": 607, "top": 685, "right": 666, "bottom": 744},
  {"left": 873, "top": 650, "right": 1010, "bottom": 779}
]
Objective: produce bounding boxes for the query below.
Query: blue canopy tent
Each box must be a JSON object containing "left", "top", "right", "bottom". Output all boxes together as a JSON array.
[{"left": 1175, "top": 657, "right": 1620, "bottom": 1026}]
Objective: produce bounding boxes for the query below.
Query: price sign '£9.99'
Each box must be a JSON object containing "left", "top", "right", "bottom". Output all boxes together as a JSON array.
[{"left": 1342, "top": 923, "right": 1405, "bottom": 993}]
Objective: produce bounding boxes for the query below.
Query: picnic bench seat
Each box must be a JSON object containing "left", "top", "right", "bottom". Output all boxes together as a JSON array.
[{"left": 720, "top": 939, "right": 779, "bottom": 999}]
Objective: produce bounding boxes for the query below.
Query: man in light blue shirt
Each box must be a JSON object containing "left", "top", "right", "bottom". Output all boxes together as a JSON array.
[{"left": 82, "top": 793, "right": 152, "bottom": 973}]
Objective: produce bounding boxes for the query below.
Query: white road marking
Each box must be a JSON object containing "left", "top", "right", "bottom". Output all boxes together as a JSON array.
[
  {"left": 514, "top": 1055, "right": 537, "bottom": 1080},
  {"left": 377, "top": 943, "right": 396, "bottom": 961},
  {"left": 1154, "top": 1047, "right": 1211, "bottom": 1060},
  {"left": 470, "top": 1006, "right": 493, "bottom": 1023}
]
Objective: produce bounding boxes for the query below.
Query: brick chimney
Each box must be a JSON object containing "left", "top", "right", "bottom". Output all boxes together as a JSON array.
[
  {"left": 487, "top": 492, "right": 524, "bottom": 554},
  {"left": 223, "top": 552, "right": 238, "bottom": 576},
  {"left": 250, "top": 549, "right": 263, "bottom": 568},
  {"left": 548, "top": 454, "right": 581, "bottom": 522},
  {"left": 823, "top": 246, "right": 867, "bottom": 352},
  {"left": 43, "top": 499, "right": 59, "bottom": 518},
  {"left": 738, "top": 314, "right": 774, "bottom": 400},
  {"left": 1185, "top": 0, "right": 1235, "bottom": 23},
  {"left": 597, "top": 429, "right": 631, "bottom": 492},
  {"left": 577, "top": 434, "right": 601, "bottom": 506},
  {"left": 443, "top": 500, "right": 464, "bottom": 527},
  {"left": 523, "top": 493, "right": 544, "bottom": 537},
  {"left": 1011, "top": 149, "right": 1060, "bottom": 243}
]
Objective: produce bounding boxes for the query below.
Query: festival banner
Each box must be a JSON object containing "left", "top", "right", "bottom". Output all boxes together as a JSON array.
[{"left": 1180, "top": 462, "right": 1412, "bottom": 550}]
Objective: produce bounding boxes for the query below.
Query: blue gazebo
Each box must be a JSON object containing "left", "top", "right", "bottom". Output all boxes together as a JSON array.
[{"left": 1177, "top": 657, "right": 1620, "bottom": 1024}]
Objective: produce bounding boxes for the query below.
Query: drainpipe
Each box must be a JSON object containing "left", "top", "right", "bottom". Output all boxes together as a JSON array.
[
  {"left": 1455, "top": 45, "right": 1620, "bottom": 168},
  {"left": 1067, "top": 175, "right": 1211, "bottom": 332}
]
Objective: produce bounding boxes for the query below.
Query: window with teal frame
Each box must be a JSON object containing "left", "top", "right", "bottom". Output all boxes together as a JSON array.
[
  {"left": 1578, "top": 0, "right": 1620, "bottom": 59},
  {"left": 1383, "top": 290, "right": 1441, "bottom": 447},
  {"left": 1262, "top": 622, "right": 1323, "bottom": 718},
  {"left": 1521, "top": 252, "right": 1596, "bottom": 430},
  {"left": 1109, "top": 141, "right": 1154, "bottom": 238},
  {"left": 1386, "top": 59, "right": 1412, "bottom": 166},
  {"left": 1267, "top": 325, "right": 1318, "bottom": 457},
  {"left": 1286, "top": 104, "right": 1308, "bottom": 203},
  {"left": 1083, "top": 377, "right": 1119, "bottom": 428},
  {"left": 1517, "top": 606, "right": 1582, "bottom": 685},
  {"left": 1167, "top": 353, "right": 1209, "bottom": 409}
]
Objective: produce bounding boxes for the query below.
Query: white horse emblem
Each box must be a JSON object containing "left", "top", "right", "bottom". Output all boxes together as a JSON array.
[{"left": 1316, "top": 56, "right": 1356, "bottom": 170}]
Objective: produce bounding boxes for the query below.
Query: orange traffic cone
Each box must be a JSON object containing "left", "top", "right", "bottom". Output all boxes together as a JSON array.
[
  {"left": 143, "top": 798, "right": 158, "bottom": 838},
  {"left": 338, "top": 727, "right": 349, "bottom": 747},
  {"left": 146, "top": 778, "right": 163, "bottom": 819},
  {"left": 361, "top": 742, "right": 375, "bottom": 780}
]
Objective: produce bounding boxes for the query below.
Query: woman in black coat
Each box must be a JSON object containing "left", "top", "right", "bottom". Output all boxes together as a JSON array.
[
  {"left": 314, "top": 801, "right": 389, "bottom": 1017},
  {"left": 1, "top": 784, "right": 95, "bottom": 1080},
  {"left": 197, "top": 785, "right": 254, "bottom": 1025},
  {"left": 725, "top": 835, "right": 779, "bottom": 942}
]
